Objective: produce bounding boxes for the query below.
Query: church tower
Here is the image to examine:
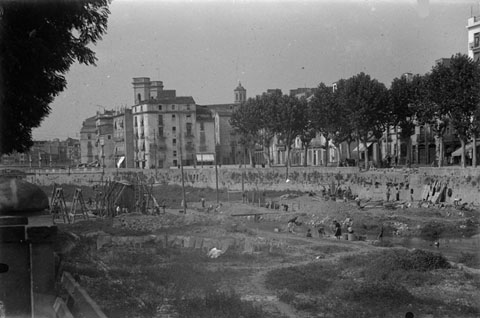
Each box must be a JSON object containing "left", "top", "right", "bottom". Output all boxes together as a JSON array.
[{"left": 234, "top": 82, "right": 246, "bottom": 104}]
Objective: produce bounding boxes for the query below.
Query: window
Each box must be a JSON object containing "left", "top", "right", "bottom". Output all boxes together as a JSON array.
[
  {"left": 186, "top": 104, "right": 190, "bottom": 110},
  {"left": 173, "top": 159, "right": 177, "bottom": 166},
  {"left": 186, "top": 123, "right": 192, "bottom": 135},
  {"left": 134, "top": 118, "right": 138, "bottom": 127},
  {"left": 158, "top": 105, "right": 162, "bottom": 111},
  {"left": 475, "top": 33, "right": 480, "bottom": 47},
  {"left": 186, "top": 114, "right": 191, "bottom": 119},
  {"left": 172, "top": 114, "right": 176, "bottom": 120},
  {"left": 200, "top": 122, "right": 205, "bottom": 131},
  {"left": 173, "top": 150, "right": 177, "bottom": 157},
  {"left": 107, "top": 135, "right": 111, "bottom": 140},
  {"left": 158, "top": 127, "right": 163, "bottom": 137},
  {"left": 158, "top": 115, "right": 163, "bottom": 125},
  {"left": 172, "top": 105, "right": 175, "bottom": 110},
  {"left": 137, "top": 93, "right": 141, "bottom": 102},
  {"left": 172, "top": 126, "right": 176, "bottom": 133},
  {"left": 173, "top": 138, "right": 176, "bottom": 146},
  {"left": 87, "top": 134, "right": 91, "bottom": 140}
]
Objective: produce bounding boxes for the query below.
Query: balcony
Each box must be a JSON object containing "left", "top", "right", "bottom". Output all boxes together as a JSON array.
[
  {"left": 470, "top": 41, "right": 480, "bottom": 52},
  {"left": 416, "top": 133, "right": 435, "bottom": 144},
  {"left": 184, "top": 132, "right": 194, "bottom": 139}
]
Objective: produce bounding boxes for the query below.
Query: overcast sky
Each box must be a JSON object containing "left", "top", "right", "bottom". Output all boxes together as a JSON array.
[{"left": 32, "top": 0, "right": 480, "bottom": 140}]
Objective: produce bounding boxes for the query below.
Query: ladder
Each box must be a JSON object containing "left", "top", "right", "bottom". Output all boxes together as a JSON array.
[
  {"left": 70, "top": 188, "right": 89, "bottom": 223},
  {"left": 134, "top": 177, "right": 156, "bottom": 214},
  {"left": 50, "top": 187, "right": 70, "bottom": 224}
]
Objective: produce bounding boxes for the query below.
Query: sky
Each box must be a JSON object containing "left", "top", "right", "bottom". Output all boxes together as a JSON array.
[{"left": 32, "top": 0, "right": 480, "bottom": 140}]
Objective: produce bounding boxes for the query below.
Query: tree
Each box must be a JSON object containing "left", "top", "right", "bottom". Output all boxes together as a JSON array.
[
  {"left": 230, "top": 98, "right": 262, "bottom": 167},
  {"left": 298, "top": 119, "right": 316, "bottom": 167},
  {"left": 0, "top": 0, "right": 111, "bottom": 154},
  {"left": 310, "top": 83, "right": 339, "bottom": 166},
  {"left": 389, "top": 74, "right": 425, "bottom": 166},
  {"left": 470, "top": 103, "right": 480, "bottom": 167},
  {"left": 343, "top": 73, "right": 389, "bottom": 169},
  {"left": 330, "top": 79, "right": 356, "bottom": 162},
  {"left": 270, "top": 94, "right": 309, "bottom": 178},
  {"left": 426, "top": 54, "right": 480, "bottom": 168}
]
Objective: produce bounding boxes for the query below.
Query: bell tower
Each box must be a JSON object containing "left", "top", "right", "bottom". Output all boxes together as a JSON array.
[{"left": 234, "top": 82, "right": 246, "bottom": 104}]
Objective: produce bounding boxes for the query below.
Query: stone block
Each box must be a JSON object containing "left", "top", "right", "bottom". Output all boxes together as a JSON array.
[
  {"left": 194, "top": 237, "right": 203, "bottom": 249},
  {"left": 220, "top": 238, "right": 236, "bottom": 252},
  {"left": 243, "top": 238, "right": 254, "bottom": 253}
]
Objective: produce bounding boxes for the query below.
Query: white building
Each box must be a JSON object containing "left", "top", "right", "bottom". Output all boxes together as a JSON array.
[{"left": 467, "top": 14, "right": 480, "bottom": 61}]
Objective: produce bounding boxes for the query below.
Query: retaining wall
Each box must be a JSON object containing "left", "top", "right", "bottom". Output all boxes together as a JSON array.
[
  {"left": 96, "top": 232, "right": 288, "bottom": 255},
  {"left": 25, "top": 166, "right": 480, "bottom": 205}
]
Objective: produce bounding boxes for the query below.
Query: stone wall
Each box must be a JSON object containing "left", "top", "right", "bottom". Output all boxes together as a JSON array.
[{"left": 25, "top": 165, "right": 480, "bottom": 205}]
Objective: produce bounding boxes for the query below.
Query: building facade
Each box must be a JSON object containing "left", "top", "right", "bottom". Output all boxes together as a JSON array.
[
  {"left": 467, "top": 14, "right": 480, "bottom": 62},
  {"left": 95, "top": 111, "right": 115, "bottom": 168},
  {"left": 131, "top": 78, "right": 197, "bottom": 168},
  {"left": 113, "top": 108, "right": 134, "bottom": 168},
  {"left": 79, "top": 115, "right": 98, "bottom": 165}
]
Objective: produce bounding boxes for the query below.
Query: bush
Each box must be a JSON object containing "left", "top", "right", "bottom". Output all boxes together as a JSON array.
[{"left": 366, "top": 249, "right": 450, "bottom": 276}]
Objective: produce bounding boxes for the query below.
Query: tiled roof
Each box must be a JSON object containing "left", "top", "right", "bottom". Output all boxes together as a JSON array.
[
  {"left": 157, "top": 96, "right": 195, "bottom": 105},
  {"left": 200, "top": 104, "right": 237, "bottom": 115}
]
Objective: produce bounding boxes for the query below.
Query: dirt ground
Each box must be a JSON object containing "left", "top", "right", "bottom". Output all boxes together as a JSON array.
[{"left": 53, "top": 184, "right": 480, "bottom": 318}]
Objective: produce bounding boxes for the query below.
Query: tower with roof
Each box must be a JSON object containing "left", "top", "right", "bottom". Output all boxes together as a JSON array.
[{"left": 234, "top": 82, "right": 246, "bottom": 104}]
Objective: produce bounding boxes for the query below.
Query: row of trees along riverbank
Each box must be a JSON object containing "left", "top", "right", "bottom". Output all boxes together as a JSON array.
[{"left": 230, "top": 53, "right": 480, "bottom": 171}]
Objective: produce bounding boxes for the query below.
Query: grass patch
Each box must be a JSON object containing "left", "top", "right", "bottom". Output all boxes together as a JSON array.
[
  {"left": 265, "top": 249, "right": 478, "bottom": 318},
  {"left": 457, "top": 252, "right": 480, "bottom": 268},
  {"left": 265, "top": 263, "right": 334, "bottom": 293},
  {"left": 421, "top": 219, "right": 480, "bottom": 240},
  {"left": 57, "top": 219, "right": 150, "bottom": 236},
  {"left": 309, "top": 244, "right": 353, "bottom": 254},
  {"left": 174, "top": 289, "right": 272, "bottom": 318},
  {"left": 61, "top": 235, "right": 278, "bottom": 318}
]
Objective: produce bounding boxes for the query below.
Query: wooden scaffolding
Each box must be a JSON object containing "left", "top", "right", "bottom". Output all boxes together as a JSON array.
[
  {"left": 50, "top": 185, "right": 70, "bottom": 224},
  {"left": 69, "top": 188, "right": 89, "bottom": 223}
]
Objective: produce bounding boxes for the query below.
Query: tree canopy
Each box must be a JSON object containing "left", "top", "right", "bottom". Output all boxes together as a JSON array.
[
  {"left": 342, "top": 73, "right": 389, "bottom": 167},
  {"left": 0, "top": 0, "right": 111, "bottom": 154},
  {"left": 426, "top": 54, "right": 480, "bottom": 167}
]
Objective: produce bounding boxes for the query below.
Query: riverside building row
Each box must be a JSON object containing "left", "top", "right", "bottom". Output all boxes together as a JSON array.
[{"left": 80, "top": 78, "right": 246, "bottom": 169}]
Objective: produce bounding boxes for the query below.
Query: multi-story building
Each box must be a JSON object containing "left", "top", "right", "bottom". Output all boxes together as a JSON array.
[
  {"left": 79, "top": 110, "right": 115, "bottom": 167},
  {"left": 0, "top": 138, "right": 81, "bottom": 167},
  {"left": 95, "top": 110, "right": 115, "bottom": 168},
  {"left": 289, "top": 87, "right": 314, "bottom": 99},
  {"left": 195, "top": 106, "right": 216, "bottom": 165},
  {"left": 113, "top": 108, "right": 134, "bottom": 168},
  {"left": 79, "top": 115, "right": 98, "bottom": 165},
  {"left": 199, "top": 83, "right": 244, "bottom": 165},
  {"left": 467, "top": 13, "right": 480, "bottom": 62},
  {"left": 131, "top": 78, "right": 196, "bottom": 168}
]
